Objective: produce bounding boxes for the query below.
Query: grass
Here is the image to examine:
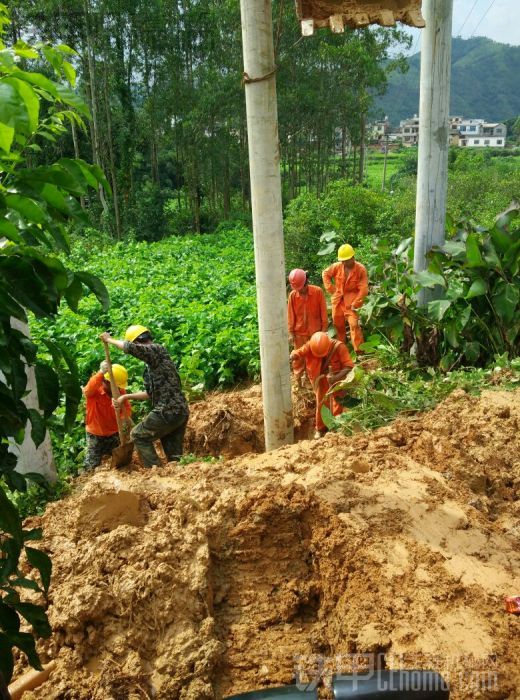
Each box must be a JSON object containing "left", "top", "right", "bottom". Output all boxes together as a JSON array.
[{"left": 364, "top": 150, "right": 405, "bottom": 189}]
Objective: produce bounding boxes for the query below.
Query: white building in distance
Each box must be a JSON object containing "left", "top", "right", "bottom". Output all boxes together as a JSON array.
[
  {"left": 396, "top": 115, "right": 507, "bottom": 148},
  {"left": 457, "top": 120, "right": 507, "bottom": 148}
]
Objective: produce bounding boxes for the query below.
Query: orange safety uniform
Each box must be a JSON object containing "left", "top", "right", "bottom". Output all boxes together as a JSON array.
[
  {"left": 288, "top": 284, "right": 328, "bottom": 374},
  {"left": 322, "top": 261, "right": 368, "bottom": 351},
  {"left": 83, "top": 372, "right": 131, "bottom": 436},
  {"left": 291, "top": 340, "right": 354, "bottom": 431}
]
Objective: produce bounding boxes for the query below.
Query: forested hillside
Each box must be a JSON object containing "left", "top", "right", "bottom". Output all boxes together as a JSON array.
[{"left": 377, "top": 36, "right": 520, "bottom": 124}]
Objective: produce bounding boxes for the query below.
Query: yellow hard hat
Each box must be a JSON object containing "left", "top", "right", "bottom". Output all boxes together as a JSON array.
[
  {"left": 125, "top": 324, "right": 149, "bottom": 342},
  {"left": 104, "top": 364, "right": 128, "bottom": 388},
  {"left": 338, "top": 243, "right": 355, "bottom": 261}
]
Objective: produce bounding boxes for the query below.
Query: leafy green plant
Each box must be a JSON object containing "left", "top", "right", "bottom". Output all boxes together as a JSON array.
[
  {"left": 0, "top": 5, "right": 109, "bottom": 684},
  {"left": 284, "top": 183, "right": 387, "bottom": 279},
  {"left": 0, "top": 489, "right": 52, "bottom": 683},
  {"left": 179, "top": 453, "right": 221, "bottom": 465},
  {"left": 362, "top": 203, "right": 520, "bottom": 368},
  {"left": 424, "top": 203, "right": 520, "bottom": 367}
]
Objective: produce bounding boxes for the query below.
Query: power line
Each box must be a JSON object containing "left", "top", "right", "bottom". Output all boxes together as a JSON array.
[
  {"left": 456, "top": 0, "right": 481, "bottom": 36},
  {"left": 470, "top": 0, "right": 496, "bottom": 37}
]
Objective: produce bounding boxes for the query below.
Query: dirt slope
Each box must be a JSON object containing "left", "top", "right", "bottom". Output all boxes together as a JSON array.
[{"left": 15, "top": 388, "right": 520, "bottom": 699}]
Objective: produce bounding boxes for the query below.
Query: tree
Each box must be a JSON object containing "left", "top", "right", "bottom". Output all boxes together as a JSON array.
[
  {"left": 0, "top": 4, "right": 109, "bottom": 685},
  {"left": 10, "top": 0, "right": 411, "bottom": 238}
]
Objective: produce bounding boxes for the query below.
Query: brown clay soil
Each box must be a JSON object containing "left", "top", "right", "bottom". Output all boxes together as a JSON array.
[
  {"left": 184, "top": 384, "right": 316, "bottom": 457},
  {"left": 13, "top": 387, "right": 520, "bottom": 699}
]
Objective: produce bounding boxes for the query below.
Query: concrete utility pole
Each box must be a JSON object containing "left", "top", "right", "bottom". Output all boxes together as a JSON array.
[
  {"left": 239, "top": 0, "right": 294, "bottom": 450},
  {"left": 413, "top": 0, "right": 453, "bottom": 305}
]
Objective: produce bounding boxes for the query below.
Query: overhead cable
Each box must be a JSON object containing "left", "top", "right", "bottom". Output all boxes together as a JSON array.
[
  {"left": 456, "top": 0, "right": 480, "bottom": 36},
  {"left": 470, "top": 0, "right": 496, "bottom": 37}
]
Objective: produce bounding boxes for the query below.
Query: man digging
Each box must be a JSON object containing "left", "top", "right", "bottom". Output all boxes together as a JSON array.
[{"left": 100, "top": 325, "right": 189, "bottom": 467}]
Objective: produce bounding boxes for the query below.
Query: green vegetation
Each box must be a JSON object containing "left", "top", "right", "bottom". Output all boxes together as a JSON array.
[
  {"left": 10, "top": 0, "right": 411, "bottom": 240},
  {"left": 362, "top": 204, "right": 520, "bottom": 368},
  {"left": 364, "top": 150, "right": 403, "bottom": 189},
  {"left": 322, "top": 350, "right": 520, "bottom": 435}
]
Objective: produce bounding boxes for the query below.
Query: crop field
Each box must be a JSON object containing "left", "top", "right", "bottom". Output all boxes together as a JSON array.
[
  {"left": 364, "top": 149, "right": 406, "bottom": 189},
  {"left": 31, "top": 226, "right": 260, "bottom": 394}
]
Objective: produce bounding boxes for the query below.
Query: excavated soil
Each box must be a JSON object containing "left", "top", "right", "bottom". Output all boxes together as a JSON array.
[
  {"left": 14, "top": 387, "right": 520, "bottom": 699},
  {"left": 184, "top": 384, "right": 316, "bottom": 456}
]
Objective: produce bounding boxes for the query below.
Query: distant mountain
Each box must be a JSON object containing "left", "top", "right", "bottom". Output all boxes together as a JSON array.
[{"left": 376, "top": 37, "right": 520, "bottom": 126}]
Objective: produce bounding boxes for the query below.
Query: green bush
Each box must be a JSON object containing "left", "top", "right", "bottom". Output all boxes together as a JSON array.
[
  {"left": 376, "top": 177, "right": 416, "bottom": 243},
  {"left": 284, "top": 182, "right": 387, "bottom": 279},
  {"left": 447, "top": 162, "right": 520, "bottom": 227},
  {"left": 163, "top": 193, "right": 222, "bottom": 236},
  {"left": 362, "top": 204, "right": 520, "bottom": 368},
  {"left": 164, "top": 197, "right": 194, "bottom": 236}
]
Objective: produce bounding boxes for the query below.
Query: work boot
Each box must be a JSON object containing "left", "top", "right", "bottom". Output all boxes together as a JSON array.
[{"left": 313, "top": 429, "right": 327, "bottom": 440}]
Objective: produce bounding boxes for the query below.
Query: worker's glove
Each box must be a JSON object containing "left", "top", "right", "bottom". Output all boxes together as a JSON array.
[{"left": 99, "top": 360, "right": 109, "bottom": 374}]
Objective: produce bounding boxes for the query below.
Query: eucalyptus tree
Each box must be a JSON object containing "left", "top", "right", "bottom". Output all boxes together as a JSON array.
[{"left": 10, "top": 0, "right": 410, "bottom": 236}]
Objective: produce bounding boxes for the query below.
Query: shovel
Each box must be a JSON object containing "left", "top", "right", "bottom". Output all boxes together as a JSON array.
[{"left": 102, "top": 339, "right": 134, "bottom": 468}]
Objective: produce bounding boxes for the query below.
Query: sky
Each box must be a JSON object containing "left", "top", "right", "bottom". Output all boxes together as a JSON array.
[{"left": 403, "top": 0, "right": 520, "bottom": 54}]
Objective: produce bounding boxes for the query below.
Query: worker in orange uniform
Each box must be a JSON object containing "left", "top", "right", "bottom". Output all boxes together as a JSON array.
[
  {"left": 82, "top": 362, "right": 132, "bottom": 470},
  {"left": 322, "top": 243, "right": 368, "bottom": 353},
  {"left": 290, "top": 331, "right": 354, "bottom": 439},
  {"left": 287, "top": 268, "right": 328, "bottom": 383}
]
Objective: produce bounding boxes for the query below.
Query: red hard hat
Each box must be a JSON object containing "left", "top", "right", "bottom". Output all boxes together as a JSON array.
[
  {"left": 288, "top": 268, "right": 306, "bottom": 290},
  {"left": 309, "top": 332, "right": 331, "bottom": 358}
]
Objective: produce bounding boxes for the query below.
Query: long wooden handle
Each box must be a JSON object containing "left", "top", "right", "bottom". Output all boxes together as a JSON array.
[
  {"left": 9, "top": 661, "right": 56, "bottom": 700},
  {"left": 102, "top": 339, "right": 125, "bottom": 445}
]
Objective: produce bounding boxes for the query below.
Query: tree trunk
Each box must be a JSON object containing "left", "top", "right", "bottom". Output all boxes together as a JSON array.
[
  {"left": 83, "top": 0, "right": 109, "bottom": 216},
  {"left": 103, "top": 62, "right": 122, "bottom": 239},
  {"left": 7, "top": 319, "right": 57, "bottom": 484},
  {"left": 223, "top": 147, "right": 231, "bottom": 217},
  {"left": 358, "top": 117, "right": 366, "bottom": 183},
  {"left": 341, "top": 127, "right": 347, "bottom": 178},
  {"left": 70, "top": 118, "right": 86, "bottom": 210}
]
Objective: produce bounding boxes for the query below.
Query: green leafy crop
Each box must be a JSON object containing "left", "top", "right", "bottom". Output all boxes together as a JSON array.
[{"left": 32, "top": 225, "right": 260, "bottom": 394}]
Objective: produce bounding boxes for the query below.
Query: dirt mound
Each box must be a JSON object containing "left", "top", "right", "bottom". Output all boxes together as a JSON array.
[
  {"left": 14, "top": 388, "right": 520, "bottom": 699},
  {"left": 185, "top": 384, "right": 315, "bottom": 457}
]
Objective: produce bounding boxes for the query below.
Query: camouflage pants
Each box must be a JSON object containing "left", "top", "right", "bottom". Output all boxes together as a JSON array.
[
  {"left": 84, "top": 432, "right": 120, "bottom": 470},
  {"left": 131, "top": 408, "right": 188, "bottom": 468}
]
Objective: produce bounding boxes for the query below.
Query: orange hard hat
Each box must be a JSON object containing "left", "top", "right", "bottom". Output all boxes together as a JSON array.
[
  {"left": 288, "top": 268, "right": 307, "bottom": 290},
  {"left": 309, "top": 331, "right": 331, "bottom": 358}
]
